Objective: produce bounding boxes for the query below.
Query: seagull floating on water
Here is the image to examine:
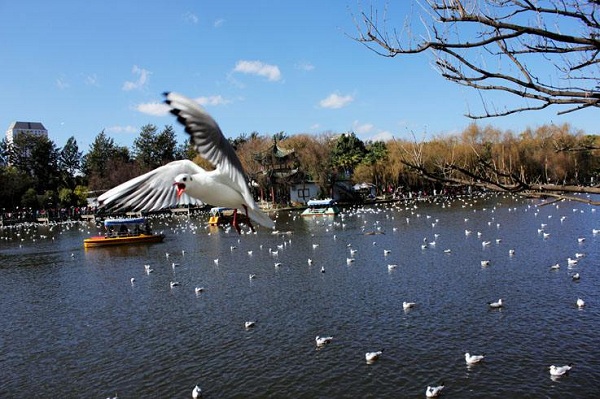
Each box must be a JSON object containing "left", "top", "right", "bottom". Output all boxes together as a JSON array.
[
  {"left": 549, "top": 364, "right": 572, "bottom": 377},
  {"left": 192, "top": 384, "right": 202, "bottom": 399},
  {"left": 488, "top": 298, "right": 503, "bottom": 309},
  {"left": 245, "top": 321, "right": 256, "bottom": 329},
  {"left": 97, "top": 92, "right": 275, "bottom": 234},
  {"left": 465, "top": 352, "right": 485, "bottom": 365},
  {"left": 365, "top": 350, "right": 383, "bottom": 363},
  {"left": 402, "top": 301, "right": 416, "bottom": 310},
  {"left": 316, "top": 335, "right": 333, "bottom": 346},
  {"left": 425, "top": 383, "right": 445, "bottom": 398},
  {"left": 577, "top": 298, "right": 585, "bottom": 308}
]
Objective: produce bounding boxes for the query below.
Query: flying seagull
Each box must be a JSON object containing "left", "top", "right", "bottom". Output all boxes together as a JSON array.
[{"left": 97, "top": 92, "right": 275, "bottom": 233}]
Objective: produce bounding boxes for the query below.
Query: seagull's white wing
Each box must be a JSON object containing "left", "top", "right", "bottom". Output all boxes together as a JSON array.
[
  {"left": 98, "top": 159, "right": 205, "bottom": 212},
  {"left": 164, "top": 92, "right": 274, "bottom": 229},
  {"left": 164, "top": 92, "right": 246, "bottom": 186}
]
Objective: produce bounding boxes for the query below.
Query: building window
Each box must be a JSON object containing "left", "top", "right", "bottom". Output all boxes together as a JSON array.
[{"left": 297, "top": 188, "right": 311, "bottom": 200}]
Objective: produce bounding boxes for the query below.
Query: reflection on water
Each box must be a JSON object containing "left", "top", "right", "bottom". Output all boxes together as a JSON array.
[{"left": 1, "top": 194, "right": 600, "bottom": 397}]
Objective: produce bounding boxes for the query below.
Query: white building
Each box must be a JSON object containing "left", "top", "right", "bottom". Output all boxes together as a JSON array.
[
  {"left": 5, "top": 121, "right": 48, "bottom": 145},
  {"left": 290, "top": 181, "right": 320, "bottom": 204}
]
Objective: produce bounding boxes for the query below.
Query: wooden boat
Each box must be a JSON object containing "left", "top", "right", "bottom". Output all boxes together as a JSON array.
[
  {"left": 208, "top": 207, "right": 249, "bottom": 226},
  {"left": 84, "top": 217, "right": 165, "bottom": 248},
  {"left": 301, "top": 199, "right": 340, "bottom": 216}
]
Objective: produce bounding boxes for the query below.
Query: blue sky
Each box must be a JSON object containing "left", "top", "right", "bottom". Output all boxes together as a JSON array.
[{"left": 1, "top": 1, "right": 597, "bottom": 152}]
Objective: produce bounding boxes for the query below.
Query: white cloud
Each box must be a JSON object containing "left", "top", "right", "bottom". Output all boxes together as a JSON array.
[
  {"left": 136, "top": 102, "right": 171, "bottom": 116},
  {"left": 233, "top": 60, "right": 281, "bottom": 81},
  {"left": 353, "top": 120, "right": 374, "bottom": 134},
  {"left": 106, "top": 125, "right": 137, "bottom": 134},
  {"left": 195, "top": 95, "right": 231, "bottom": 106},
  {"left": 319, "top": 93, "right": 354, "bottom": 109},
  {"left": 295, "top": 61, "right": 315, "bottom": 72},
  {"left": 368, "top": 131, "right": 394, "bottom": 142},
  {"left": 213, "top": 18, "right": 225, "bottom": 28},
  {"left": 136, "top": 95, "right": 230, "bottom": 117},
  {"left": 183, "top": 12, "right": 198, "bottom": 24},
  {"left": 56, "top": 76, "right": 69, "bottom": 90},
  {"left": 84, "top": 73, "right": 98, "bottom": 86},
  {"left": 122, "top": 65, "right": 151, "bottom": 91}
]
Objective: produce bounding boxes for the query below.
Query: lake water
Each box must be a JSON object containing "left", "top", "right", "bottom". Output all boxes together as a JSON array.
[{"left": 1, "top": 194, "right": 599, "bottom": 398}]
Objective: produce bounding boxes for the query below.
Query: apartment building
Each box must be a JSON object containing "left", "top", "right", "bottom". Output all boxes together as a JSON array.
[{"left": 5, "top": 121, "right": 48, "bottom": 145}]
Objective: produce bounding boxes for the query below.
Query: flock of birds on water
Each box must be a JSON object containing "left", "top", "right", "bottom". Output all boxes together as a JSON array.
[
  {"left": 1, "top": 93, "right": 597, "bottom": 397},
  {"left": 3, "top": 193, "right": 596, "bottom": 397},
  {"left": 151, "top": 200, "right": 593, "bottom": 397}
]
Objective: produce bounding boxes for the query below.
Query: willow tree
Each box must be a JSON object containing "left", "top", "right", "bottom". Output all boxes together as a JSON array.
[
  {"left": 282, "top": 133, "right": 335, "bottom": 193},
  {"left": 355, "top": 0, "right": 600, "bottom": 204}
]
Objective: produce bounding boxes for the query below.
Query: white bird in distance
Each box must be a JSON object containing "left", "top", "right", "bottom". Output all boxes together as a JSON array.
[{"left": 97, "top": 92, "right": 275, "bottom": 233}]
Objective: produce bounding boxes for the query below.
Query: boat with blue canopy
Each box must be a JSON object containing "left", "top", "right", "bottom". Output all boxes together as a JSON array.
[
  {"left": 84, "top": 217, "right": 165, "bottom": 248},
  {"left": 301, "top": 199, "right": 340, "bottom": 216}
]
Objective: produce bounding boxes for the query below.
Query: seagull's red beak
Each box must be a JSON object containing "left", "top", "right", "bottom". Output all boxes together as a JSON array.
[{"left": 174, "top": 182, "right": 186, "bottom": 198}]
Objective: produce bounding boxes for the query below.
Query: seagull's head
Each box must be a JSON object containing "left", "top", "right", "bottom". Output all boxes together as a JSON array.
[{"left": 173, "top": 174, "right": 192, "bottom": 198}]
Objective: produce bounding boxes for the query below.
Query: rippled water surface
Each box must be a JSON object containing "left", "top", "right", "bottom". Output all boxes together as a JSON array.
[{"left": 1, "top": 195, "right": 600, "bottom": 398}]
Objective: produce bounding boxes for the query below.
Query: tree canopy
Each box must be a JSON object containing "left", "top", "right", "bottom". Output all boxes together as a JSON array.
[
  {"left": 331, "top": 132, "right": 367, "bottom": 176},
  {"left": 2, "top": 119, "right": 600, "bottom": 212},
  {"left": 59, "top": 136, "right": 82, "bottom": 189},
  {"left": 133, "top": 124, "right": 178, "bottom": 171},
  {"left": 8, "top": 132, "right": 60, "bottom": 193}
]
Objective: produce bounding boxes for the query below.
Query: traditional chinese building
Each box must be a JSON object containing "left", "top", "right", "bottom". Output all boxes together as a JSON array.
[{"left": 252, "top": 139, "right": 303, "bottom": 205}]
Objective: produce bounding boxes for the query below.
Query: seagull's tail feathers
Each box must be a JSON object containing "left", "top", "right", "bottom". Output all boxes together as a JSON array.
[{"left": 246, "top": 205, "right": 275, "bottom": 229}]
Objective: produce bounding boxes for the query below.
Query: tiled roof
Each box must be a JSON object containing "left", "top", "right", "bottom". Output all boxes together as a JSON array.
[{"left": 9, "top": 121, "right": 47, "bottom": 131}]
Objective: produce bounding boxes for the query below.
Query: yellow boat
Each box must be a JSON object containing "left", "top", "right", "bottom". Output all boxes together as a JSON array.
[
  {"left": 208, "top": 207, "right": 249, "bottom": 226},
  {"left": 84, "top": 217, "right": 165, "bottom": 248}
]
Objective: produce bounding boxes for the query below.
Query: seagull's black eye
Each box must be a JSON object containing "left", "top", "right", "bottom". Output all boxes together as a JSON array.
[{"left": 182, "top": 177, "right": 187, "bottom": 182}]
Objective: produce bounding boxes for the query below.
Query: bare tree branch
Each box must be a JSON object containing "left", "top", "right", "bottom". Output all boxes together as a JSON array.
[{"left": 354, "top": 0, "right": 600, "bottom": 118}]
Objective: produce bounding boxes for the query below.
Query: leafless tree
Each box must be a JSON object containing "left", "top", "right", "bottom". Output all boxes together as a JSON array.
[{"left": 355, "top": 0, "right": 600, "bottom": 119}]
